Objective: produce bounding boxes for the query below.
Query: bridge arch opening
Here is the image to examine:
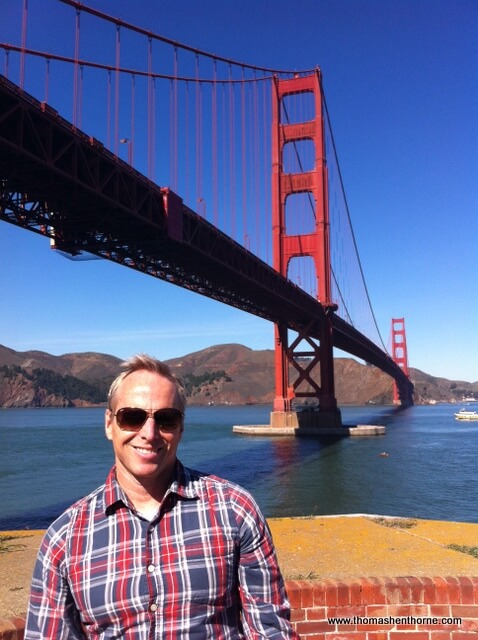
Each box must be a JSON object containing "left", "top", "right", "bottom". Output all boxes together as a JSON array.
[
  {"left": 280, "top": 90, "right": 315, "bottom": 124},
  {"left": 282, "top": 139, "right": 315, "bottom": 174},
  {"left": 285, "top": 192, "right": 316, "bottom": 235},
  {"left": 287, "top": 255, "right": 318, "bottom": 300}
]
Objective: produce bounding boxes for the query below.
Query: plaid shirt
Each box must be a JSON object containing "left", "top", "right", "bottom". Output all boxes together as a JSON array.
[{"left": 25, "top": 462, "right": 297, "bottom": 639}]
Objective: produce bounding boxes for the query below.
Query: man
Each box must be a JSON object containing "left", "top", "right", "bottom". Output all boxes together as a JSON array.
[{"left": 25, "top": 354, "right": 298, "bottom": 639}]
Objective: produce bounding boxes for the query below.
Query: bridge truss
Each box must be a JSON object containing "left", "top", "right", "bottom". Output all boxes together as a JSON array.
[{"left": 0, "top": 75, "right": 414, "bottom": 408}]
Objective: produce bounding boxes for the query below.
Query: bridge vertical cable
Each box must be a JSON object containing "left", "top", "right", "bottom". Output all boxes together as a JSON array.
[
  {"left": 323, "top": 93, "right": 388, "bottom": 352},
  {"left": 0, "top": 0, "right": 390, "bottom": 358}
]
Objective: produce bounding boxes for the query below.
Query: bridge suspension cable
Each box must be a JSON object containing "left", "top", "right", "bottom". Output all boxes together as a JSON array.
[{"left": 1, "top": 0, "right": 392, "bottom": 359}]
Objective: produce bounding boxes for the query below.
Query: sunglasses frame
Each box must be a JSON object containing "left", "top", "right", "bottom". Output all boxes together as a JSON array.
[{"left": 114, "top": 407, "right": 184, "bottom": 432}]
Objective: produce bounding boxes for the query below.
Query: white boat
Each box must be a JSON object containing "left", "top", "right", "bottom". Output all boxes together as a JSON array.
[{"left": 455, "top": 409, "right": 478, "bottom": 421}]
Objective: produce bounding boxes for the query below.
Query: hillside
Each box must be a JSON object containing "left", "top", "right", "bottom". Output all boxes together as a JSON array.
[
  {"left": 0, "top": 344, "right": 121, "bottom": 408},
  {"left": 0, "top": 343, "right": 476, "bottom": 408}
]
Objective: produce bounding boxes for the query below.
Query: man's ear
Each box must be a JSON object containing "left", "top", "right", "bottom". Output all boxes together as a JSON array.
[{"left": 105, "top": 409, "right": 114, "bottom": 441}]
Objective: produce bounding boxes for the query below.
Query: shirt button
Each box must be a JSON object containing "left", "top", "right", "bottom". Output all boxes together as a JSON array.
[
  {"left": 147, "top": 564, "right": 155, "bottom": 573},
  {"left": 150, "top": 603, "right": 158, "bottom": 612}
]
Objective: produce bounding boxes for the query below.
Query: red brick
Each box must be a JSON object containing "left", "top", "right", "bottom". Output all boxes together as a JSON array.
[
  {"left": 451, "top": 604, "right": 478, "bottom": 619},
  {"left": 290, "top": 607, "right": 306, "bottom": 623},
  {"left": 357, "top": 623, "right": 394, "bottom": 632},
  {"left": 458, "top": 578, "right": 474, "bottom": 605},
  {"left": 337, "top": 581, "right": 352, "bottom": 606},
  {"left": 421, "top": 577, "right": 437, "bottom": 604},
  {"left": 472, "top": 578, "right": 478, "bottom": 604},
  {"left": 365, "top": 604, "right": 389, "bottom": 618},
  {"left": 336, "top": 623, "right": 358, "bottom": 633},
  {"left": 295, "top": 618, "right": 335, "bottom": 635},
  {"left": 408, "top": 577, "right": 425, "bottom": 604},
  {"left": 461, "top": 618, "right": 478, "bottom": 632},
  {"left": 285, "top": 580, "right": 304, "bottom": 609},
  {"left": 429, "top": 605, "right": 451, "bottom": 618},
  {"left": 301, "top": 584, "right": 315, "bottom": 609},
  {"left": 396, "top": 577, "right": 412, "bottom": 603},
  {"left": 11, "top": 618, "right": 25, "bottom": 640},
  {"left": 361, "top": 578, "right": 387, "bottom": 605},
  {"left": 383, "top": 579, "right": 402, "bottom": 605},
  {"left": 325, "top": 579, "right": 339, "bottom": 606},
  {"left": 346, "top": 580, "right": 362, "bottom": 606},
  {"left": 306, "top": 606, "right": 327, "bottom": 621},
  {"left": 313, "top": 582, "right": 327, "bottom": 607},
  {"left": 388, "top": 604, "right": 430, "bottom": 618},
  {"left": 0, "top": 616, "right": 24, "bottom": 640},
  {"left": 429, "top": 633, "right": 454, "bottom": 640},
  {"left": 327, "top": 634, "right": 367, "bottom": 640},
  {"left": 446, "top": 577, "right": 462, "bottom": 604},
  {"left": 434, "top": 577, "right": 451, "bottom": 605},
  {"left": 327, "top": 605, "right": 366, "bottom": 620},
  {"left": 389, "top": 632, "right": 430, "bottom": 639}
]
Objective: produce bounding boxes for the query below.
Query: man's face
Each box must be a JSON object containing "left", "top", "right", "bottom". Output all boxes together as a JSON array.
[{"left": 105, "top": 370, "right": 183, "bottom": 493}]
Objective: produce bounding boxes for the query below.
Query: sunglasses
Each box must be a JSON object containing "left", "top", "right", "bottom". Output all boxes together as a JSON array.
[{"left": 114, "top": 407, "right": 184, "bottom": 432}]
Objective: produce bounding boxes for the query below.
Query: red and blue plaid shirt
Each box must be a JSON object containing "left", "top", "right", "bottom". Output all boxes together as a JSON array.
[{"left": 25, "top": 462, "right": 297, "bottom": 639}]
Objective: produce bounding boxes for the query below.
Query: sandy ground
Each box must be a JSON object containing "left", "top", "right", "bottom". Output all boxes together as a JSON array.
[{"left": 2, "top": 515, "right": 478, "bottom": 620}]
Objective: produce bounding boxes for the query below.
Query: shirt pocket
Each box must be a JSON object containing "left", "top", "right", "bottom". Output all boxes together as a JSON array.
[{"left": 183, "top": 538, "right": 237, "bottom": 605}]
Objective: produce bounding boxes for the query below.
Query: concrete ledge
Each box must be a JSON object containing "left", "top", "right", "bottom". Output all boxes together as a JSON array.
[
  {"left": 232, "top": 424, "right": 385, "bottom": 436},
  {"left": 232, "top": 424, "right": 296, "bottom": 436}
]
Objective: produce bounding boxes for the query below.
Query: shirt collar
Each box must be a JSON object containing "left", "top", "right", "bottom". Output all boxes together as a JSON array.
[{"left": 102, "top": 460, "right": 199, "bottom": 514}]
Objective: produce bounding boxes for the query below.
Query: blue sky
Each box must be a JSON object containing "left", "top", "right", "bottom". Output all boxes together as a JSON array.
[{"left": 1, "top": 0, "right": 477, "bottom": 383}]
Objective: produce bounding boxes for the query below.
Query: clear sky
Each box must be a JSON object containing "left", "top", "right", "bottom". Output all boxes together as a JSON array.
[{"left": 1, "top": 0, "right": 477, "bottom": 383}]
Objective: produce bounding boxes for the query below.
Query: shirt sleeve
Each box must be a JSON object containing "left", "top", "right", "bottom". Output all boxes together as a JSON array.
[
  {"left": 24, "top": 518, "right": 85, "bottom": 640},
  {"left": 233, "top": 491, "right": 299, "bottom": 639}
]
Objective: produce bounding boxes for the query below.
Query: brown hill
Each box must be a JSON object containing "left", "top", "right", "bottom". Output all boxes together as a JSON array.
[
  {"left": 0, "top": 344, "right": 121, "bottom": 380},
  {"left": 0, "top": 343, "right": 476, "bottom": 408},
  {"left": 0, "top": 345, "right": 121, "bottom": 408},
  {"left": 167, "top": 344, "right": 395, "bottom": 405}
]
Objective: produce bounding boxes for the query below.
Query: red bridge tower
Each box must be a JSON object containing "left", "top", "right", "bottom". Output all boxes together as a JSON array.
[
  {"left": 391, "top": 318, "right": 411, "bottom": 404},
  {"left": 271, "top": 71, "right": 342, "bottom": 429}
]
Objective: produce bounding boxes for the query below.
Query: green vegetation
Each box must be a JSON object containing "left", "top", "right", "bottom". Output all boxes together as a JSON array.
[
  {"left": 0, "top": 534, "right": 26, "bottom": 554},
  {"left": 31, "top": 368, "right": 107, "bottom": 403},
  {"left": 370, "top": 517, "right": 417, "bottom": 529},
  {"left": 0, "top": 364, "right": 23, "bottom": 378},
  {"left": 447, "top": 544, "right": 478, "bottom": 559},
  {"left": 0, "top": 365, "right": 107, "bottom": 403},
  {"left": 183, "top": 370, "right": 232, "bottom": 396}
]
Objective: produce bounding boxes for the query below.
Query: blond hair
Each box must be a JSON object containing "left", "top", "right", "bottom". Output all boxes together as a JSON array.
[{"left": 107, "top": 354, "right": 187, "bottom": 412}]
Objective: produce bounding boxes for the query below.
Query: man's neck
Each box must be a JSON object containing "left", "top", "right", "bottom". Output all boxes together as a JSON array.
[{"left": 115, "top": 466, "right": 175, "bottom": 519}]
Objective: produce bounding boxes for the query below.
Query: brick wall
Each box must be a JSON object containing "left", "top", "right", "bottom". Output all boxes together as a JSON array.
[
  {"left": 288, "top": 577, "right": 478, "bottom": 639},
  {"left": 1, "top": 577, "right": 478, "bottom": 639}
]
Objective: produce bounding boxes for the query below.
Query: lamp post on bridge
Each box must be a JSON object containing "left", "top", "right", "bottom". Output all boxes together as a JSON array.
[{"left": 120, "top": 138, "right": 133, "bottom": 165}]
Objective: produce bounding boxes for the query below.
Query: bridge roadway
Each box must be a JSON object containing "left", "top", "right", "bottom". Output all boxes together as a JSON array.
[{"left": 0, "top": 75, "right": 413, "bottom": 402}]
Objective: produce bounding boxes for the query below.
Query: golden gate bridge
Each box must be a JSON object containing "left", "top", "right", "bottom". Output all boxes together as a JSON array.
[{"left": 0, "top": 0, "right": 413, "bottom": 429}]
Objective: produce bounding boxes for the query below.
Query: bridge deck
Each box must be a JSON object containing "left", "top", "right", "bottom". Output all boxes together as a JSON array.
[{"left": 0, "top": 74, "right": 413, "bottom": 400}]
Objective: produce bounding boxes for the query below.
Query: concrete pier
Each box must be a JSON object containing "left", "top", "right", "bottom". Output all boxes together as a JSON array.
[
  {"left": 232, "top": 423, "right": 385, "bottom": 436},
  {"left": 233, "top": 408, "right": 386, "bottom": 436}
]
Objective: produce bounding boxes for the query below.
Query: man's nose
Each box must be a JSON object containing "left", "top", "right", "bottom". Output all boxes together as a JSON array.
[{"left": 139, "top": 417, "right": 158, "bottom": 439}]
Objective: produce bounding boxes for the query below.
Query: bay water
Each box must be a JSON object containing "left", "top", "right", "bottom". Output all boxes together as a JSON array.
[{"left": 0, "top": 403, "right": 476, "bottom": 529}]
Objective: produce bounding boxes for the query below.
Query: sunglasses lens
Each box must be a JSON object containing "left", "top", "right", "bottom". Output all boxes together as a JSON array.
[
  {"left": 153, "top": 409, "right": 182, "bottom": 431},
  {"left": 115, "top": 408, "right": 182, "bottom": 431},
  {"left": 116, "top": 408, "right": 147, "bottom": 430}
]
